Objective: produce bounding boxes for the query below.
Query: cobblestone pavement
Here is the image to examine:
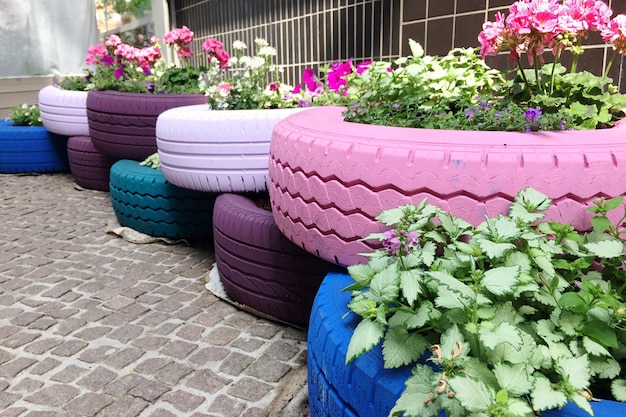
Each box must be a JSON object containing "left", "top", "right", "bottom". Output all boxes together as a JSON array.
[{"left": 0, "top": 172, "right": 310, "bottom": 417}]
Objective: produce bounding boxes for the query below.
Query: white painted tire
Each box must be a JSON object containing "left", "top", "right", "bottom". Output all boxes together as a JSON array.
[
  {"left": 156, "top": 105, "right": 308, "bottom": 193},
  {"left": 38, "top": 86, "right": 89, "bottom": 137}
]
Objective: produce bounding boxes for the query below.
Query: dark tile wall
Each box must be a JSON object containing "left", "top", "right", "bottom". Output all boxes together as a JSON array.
[{"left": 171, "top": 0, "right": 625, "bottom": 91}]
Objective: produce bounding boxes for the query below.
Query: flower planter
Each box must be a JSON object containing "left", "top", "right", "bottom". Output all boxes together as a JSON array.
[
  {"left": 0, "top": 120, "right": 69, "bottom": 174},
  {"left": 212, "top": 193, "right": 333, "bottom": 327},
  {"left": 87, "top": 90, "right": 206, "bottom": 161},
  {"left": 38, "top": 86, "right": 89, "bottom": 137},
  {"left": 269, "top": 106, "right": 626, "bottom": 266},
  {"left": 156, "top": 105, "right": 308, "bottom": 193},
  {"left": 109, "top": 159, "right": 218, "bottom": 240},
  {"left": 308, "top": 270, "right": 626, "bottom": 417},
  {"left": 67, "top": 136, "right": 113, "bottom": 191}
]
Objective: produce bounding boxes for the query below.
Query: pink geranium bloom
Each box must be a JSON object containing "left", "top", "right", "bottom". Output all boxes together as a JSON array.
[
  {"left": 86, "top": 44, "right": 108, "bottom": 65},
  {"left": 602, "top": 14, "right": 626, "bottom": 54},
  {"left": 105, "top": 34, "right": 121, "bottom": 47}
]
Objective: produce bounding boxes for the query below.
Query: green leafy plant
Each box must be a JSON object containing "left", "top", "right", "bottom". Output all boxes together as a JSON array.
[
  {"left": 52, "top": 74, "right": 91, "bottom": 92},
  {"left": 7, "top": 104, "right": 42, "bottom": 127},
  {"left": 139, "top": 153, "right": 160, "bottom": 169},
  {"left": 345, "top": 187, "right": 626, "bottom": 417},
  {"left": 342, "top": 0, "right": 626, "bottom": 132}
]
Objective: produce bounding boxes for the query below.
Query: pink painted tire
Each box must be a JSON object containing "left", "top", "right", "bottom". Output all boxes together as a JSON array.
[
  {"left": 38, "top": 86, "right": 89, "bottom": 137},
  {"left": 269, "top": 106, "right": 626, "bottom": 266},
  {"left": 156, "top": 105, "right": 307, "bottom": 193},
  {"left": 87, "top": 90, "right": 206, "bottom": 161}
]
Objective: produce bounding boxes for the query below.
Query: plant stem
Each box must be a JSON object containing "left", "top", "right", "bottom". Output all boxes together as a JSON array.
[
  {"left": 516, "top": 59, "right": 532, "bottom": 96},
  {"left": 570, "top": 34, "right": 581, "bottom": 74},
  {"left": 604, "top": 49, "right": 619, "bottom": 79}
]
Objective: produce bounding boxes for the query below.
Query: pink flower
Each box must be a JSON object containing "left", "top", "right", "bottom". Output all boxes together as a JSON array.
[
  {"left": 478, "top": 12, "right": 506, "bottom": 58},
  {"left": 164, "top": 25, "right": 194, "bottom": 47},
  {"left": 202, "top": 38, "right": 229, "bottom": 68},
  {"left": 602, "top": 14, "right": 626, "bottom": 54},
  {"left": 105, "top": 34, "right": 121, "bottom": 47},
  {"left": 86, "top": 44, "right": 108, "bottom": 65},
  {"left": 327, "top": 60, "right": 354, "bottom": 95},
  {"left": 301, "top": 68, "right": 323, "bottom": 92},
  {"left": 356, "top": 61, "right": 372, "bottom": 74}
]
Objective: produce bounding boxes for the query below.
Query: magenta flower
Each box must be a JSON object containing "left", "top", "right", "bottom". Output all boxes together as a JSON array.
[
  {"left": 327, "top": 60, "right": 354, "bottom": 95},
  {"left": 114, "top": 66, "right": 125, "bottom": 79},
  {"left": 86, "top": 44, "right": 108, "bottom": 65}
]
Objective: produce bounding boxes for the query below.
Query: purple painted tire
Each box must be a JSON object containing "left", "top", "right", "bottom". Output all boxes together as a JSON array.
[
  {"left": 269, "top": 106, "right": 626, "bottom": 266},
  {"left": 156, "top": 105, "right": 307, "bottom": 193},
  {"left": 87, "top": 90, "right": 206, "bottom": 161},
  {"left": 38, "top": 86, "right": 89, "bottom": 137},
  {"left": 67, "top": 136, "right": 113, "bottom": 191},
  {"left": 213, "top": 193, "right": 333, "bottom": 327}
]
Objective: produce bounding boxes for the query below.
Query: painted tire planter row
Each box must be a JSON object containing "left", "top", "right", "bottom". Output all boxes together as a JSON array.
[
  {"left": 308, "top": 270, "right": 626, "bottom": 417},
  {"left": 0, "top": 120, "right": 69, "bottom": 174},
  {"left": 38, "top": 85, "right": 89, "bottom": 137},
  {"left": 156, "top": 105, "right": 307, "bottom": 193},
  {"left": 87, "top": 90, "right": 206, "bottom": 161},
  {"left": 269, "top": 106, "right": 626, "bottom": 266},
  {"left": 67, "top": 136, "right": 113, "bottom": 191},
  {"left": 213, "top": 193, "right": 333, "bottom": 327},
  {"left": 109, "top": 160, "right": 218, "bottom": 240}
]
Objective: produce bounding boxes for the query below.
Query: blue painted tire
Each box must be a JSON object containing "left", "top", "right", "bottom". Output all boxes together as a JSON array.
[
  {"left": 0, "top": 120, "right": 69, "bottom": 173},
  {"left": 308, "top": 270, "right": 626, "bottom": 417},
  {"left": 109, "top": 159, "right": 218, "bottom": 240}
]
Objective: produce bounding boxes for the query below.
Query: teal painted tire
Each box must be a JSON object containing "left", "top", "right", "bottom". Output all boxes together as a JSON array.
[
  {"left": 0, "top": 120, "right": 69, "bottom": 173},
  {"left": 109, "top": 159, "right": 218, "bottom": 240}
]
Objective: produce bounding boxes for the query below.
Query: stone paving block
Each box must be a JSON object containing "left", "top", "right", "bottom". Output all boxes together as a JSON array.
[
  {"left": 128, "top": 378, "right": 170, "bottom": 402},
  {"left": 219, "top": 352, "right": 255, "bottom": 376},
  {"left": 28, "top": 317, "right": 58, "bottom": 330},
  {"left": 134, "top": 357, "right": 172, "bottom": 376},
  {"left": 130, "top": 335, "right": 169, "bottom": 351},
  {"left": 105, "top": 347, "right": 144, "bottom": 369},
  {"left": 161, "top": 389, "right": 206, "bottom": 412},
  {"left": 146, "top": 410, "right": 177, "bottom": 417},
  {"left": 74, "top": 326, "right": 112, "bottom": 341},
  {"left": 11, "top": 376, "right": 44, "bottom": 393},
  {"left": 29, "top": 357, "right": 62, "bottom": 375},
  {"left": 207, "top": 394, "right": 246, "bottom": 417},
  {"left": 203, "top": 326, "right": 240, "bottom": 346},
  {"left": 0, "top": 357, "right": 37, "bottom": 377},
  {"left": 3, "top": 331, "right": 40, "bottom": 348},
  {"left": 188, "top": 346, "right": 229, "bottom": 366},
  {"left": 152, "top": 321, "right": 183, "bottom": 336},
  {"left": 103, "top": 373, "right": 149, "bottom": 397},
  {"left": 263, "top": 341, "right": 302, "bottom": 362},
  {"left": 78, "top": 345, "right": 119, "bottom": 364},
  {"left": 175, "top": 323, "right": 206, "bottom": 341},
  {"left": 54, "top": 317, "right": 88, "bottom": 336},
  {"left": 228, "top": 377, "right": 274, "bottom": 402},
  {"left": 0, "top": 392, "right": 21, "bottom": 409},
  {"left": 159, "top": 340, "right": 198, "bottom": 359},
  {"left": 1, "top": 407, "right": 28, "bottom": 417},
  {"left": 97, "top": 395, "right": 149, "bottom": 417},
  {"left": 185, "top": 369, "right": 232, "bottom": 394},
  {"left": 154, "top": 361, "right": 194, "bottom": 385},
  {"left": 24, "top": 384, "right": 81, "bottom": 407},
  {"left": 51, "top": 339, "right": 89, "bottom": 357},
  {"left": 65, "top": 392, "right": 114, "bottom": 417},
  {"left": 246, "top": 355, "right": 292, "bottom": 383},
  {"left": 50, "top": 364, "right": 89, "bottom": 383},
  {"left": 77, "top": 366, "right": 117, "bottom": 391}
]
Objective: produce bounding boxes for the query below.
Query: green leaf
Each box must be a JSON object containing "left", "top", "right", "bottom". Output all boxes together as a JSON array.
[
  {"left": 346, "top": 320, "right": 385, "bottom": 364},
  {"left": 515, "top": 187, "right": 552, "bottom": 212},
  {"left": 376, "top": 206, "right": 409, "bottom": 226},
  {"left": 604, "top": 195, "right": 624, "bottom": 211},
  {"left": 382, "top": 326, "right": 430, "bottom": 368},
  {"left": 390, "top": 365, "right": 440, "bottom": 417},
  {"left": 582, "top": 336, "right": 611, "bottom": 357},
  {"left": 589, "top": 356, "right": 620, "bottom": 379},
  {"left": 347, "top": 263, "right": 375, "bottom": 287},
  {"left": 570, "top": 392, "right": 593, "bottom": 417},
  {"left": 558, "top": 293, "right": 588, "bottom": 314},
  {"left": 347, "top": 297, "right": 378, "bottom": 319},
  {"left": 482, "top": 266, "right": 520, "bottom": 295},
  {"left": 536, "top": 319, "right": 563, "bottom": 343},
  {"left": 408, "top": 38, "right": 425, "bottom": 58},
  {"left": 448, "top": 376, "right": 493, "bottom": 412},
  {"left": 557, "top": 355, "right": 590, "bottom": 390},
  {"left": 584, "top": 240, "right": 625, "bottom": 259},
  {"left": 421, "top": 241, "right": 437, "bottom": 266},
  {"left": 532, "top": 375, "right": 568, "bottom": 411},
  {"left": 370, "top": 264, "right": 400, "bottom": 303},
  {"left": 440, "top": 324, "right": 466, "bottom": 359},
  {"left": 400, "top": 269, "right": 424, "bottom": 306},
  {"left": 476, "top": 239, "right": 516, "bottom": 259},
  {"left": 479, "top": 322, "right": 523, "bottom": 350},
  {"left": 493, "top": 363, "right": 534, "bottom": 395},
  {"left": 583, "top": 320, "right": 618, "bottom": 348},
  {"left": 611, "top": 379, "right": 626, "bottom": 402},
  {"left": 590, "top": 216, "right": 611, "bottom": 234}
]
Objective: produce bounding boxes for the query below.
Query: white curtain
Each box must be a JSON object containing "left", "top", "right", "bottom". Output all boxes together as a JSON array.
[{"left": 0, "top": 0, "right": 98, "bottom": 78}]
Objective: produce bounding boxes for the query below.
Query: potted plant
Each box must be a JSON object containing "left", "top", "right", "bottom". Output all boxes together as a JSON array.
[
  {"left": 308, "top": 187, "right": 626, "bottom": 417},
  {"left": 267, "top": 0, "right": 626, "bottom": 267},
  {"left": 38, "top": 74, "right": 91, "bottom": 137},
  {"left": 155, "top": 38, "right": 340, "bottom": 194},
  {"left": 0, "top": 104, "right": 69, "bottom": 173},
  {"left": 84, "top": 26, "right": 207, "bottom": 161}
]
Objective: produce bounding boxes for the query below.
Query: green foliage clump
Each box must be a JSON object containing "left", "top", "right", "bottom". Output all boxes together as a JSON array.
[{"left": 8, "top": 104, "right": 42, "bottom": 127}]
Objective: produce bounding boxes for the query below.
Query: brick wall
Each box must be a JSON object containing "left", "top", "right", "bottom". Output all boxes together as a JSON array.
[{"left": 171, "top": 0, "right": 626, "bottom": 91}]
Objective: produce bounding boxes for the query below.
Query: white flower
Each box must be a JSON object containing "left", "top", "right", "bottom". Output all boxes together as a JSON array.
[
  {"left": 254, "top": 38, "right": 269, "bottom": 47},
  {"left": 238, "top": 56, "right": 252, "bottom": 67},
  {"left": 258, "top": 46, "right": 277, "bottom": 57},
  {"left": 249, "top": 56, "right": 265, "bottom": 69},
  {"left": 232, "top": 40, "right": 247, "bottom": 50}
]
